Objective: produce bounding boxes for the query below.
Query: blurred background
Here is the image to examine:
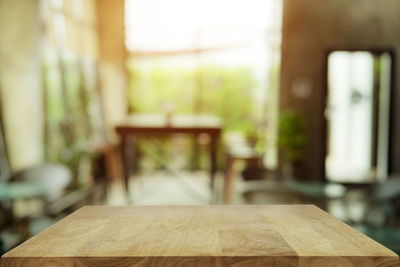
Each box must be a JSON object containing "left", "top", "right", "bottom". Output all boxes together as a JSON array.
[{"left": 1, "top": 0, "right": 400, "bottom": 255}]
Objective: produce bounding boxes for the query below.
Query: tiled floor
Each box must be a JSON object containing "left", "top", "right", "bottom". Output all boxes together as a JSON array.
[
  {"left": 106, "top": 170, "right": 306, "bottom": 206},
  {"left": 107, "top": 171, "right": 232, "bottom": 205},
  {"left": 105, "top": 169, "right": 369, "bottom": 226}
]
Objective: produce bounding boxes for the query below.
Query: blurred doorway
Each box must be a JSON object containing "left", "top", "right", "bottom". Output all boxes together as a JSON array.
[{"left": 325, "top": 51, "right": 392, "bottom": 183}]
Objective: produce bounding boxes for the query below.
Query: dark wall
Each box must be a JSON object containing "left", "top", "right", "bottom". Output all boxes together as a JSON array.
[{"left": 280, "top": 0, "right": 400, "bottom": 180}]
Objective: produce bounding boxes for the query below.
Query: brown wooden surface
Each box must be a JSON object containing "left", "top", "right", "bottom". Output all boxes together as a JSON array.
[
  {"left": 2, "top": 205, "right": 399, "bottom": 267},
  {"left": 224, "top": 135, "right": 261, "bottom": 204},
  {"left": 115, "top": 114, "right": 222, "bottom": 135}
]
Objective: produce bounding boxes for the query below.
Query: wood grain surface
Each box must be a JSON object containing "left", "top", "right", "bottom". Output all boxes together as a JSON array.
[{"left": 1, "top": 205, "right": 399, "bottom": 266}]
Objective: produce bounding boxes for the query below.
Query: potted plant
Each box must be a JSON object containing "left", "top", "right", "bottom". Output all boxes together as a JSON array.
[{"left": 277, "top": 110, "right": 307, "bottom": 179}]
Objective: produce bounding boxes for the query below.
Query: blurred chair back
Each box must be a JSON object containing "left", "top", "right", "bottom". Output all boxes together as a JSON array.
[
  {"left": 10, "top": 163, "right": 71, "bottom": 202},
  {"left": 374, "top": 176, "right": 400, "bottom": 202}
]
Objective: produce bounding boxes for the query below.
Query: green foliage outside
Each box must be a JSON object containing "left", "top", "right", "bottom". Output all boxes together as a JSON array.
[{"left": 127, "top": 64, "right": 259, "bottom": 134}]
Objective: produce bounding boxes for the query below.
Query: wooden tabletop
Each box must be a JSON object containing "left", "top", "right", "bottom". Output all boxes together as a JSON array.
[
  {"left": 2, "top": 205, "right": 399, "bottom": 266},
  {"left": 115, "top": 114, "right": 222, "bottom": 135}
]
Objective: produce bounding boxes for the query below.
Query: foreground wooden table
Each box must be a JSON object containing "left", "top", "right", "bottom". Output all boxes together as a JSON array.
[{"left": 2, "top": 205, "right": 399, "bottom": 267}]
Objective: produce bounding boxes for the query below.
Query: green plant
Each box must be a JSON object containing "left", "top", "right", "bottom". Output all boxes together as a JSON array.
[{"left": 277, "top": 110, "right": 307, "bottom": 163}]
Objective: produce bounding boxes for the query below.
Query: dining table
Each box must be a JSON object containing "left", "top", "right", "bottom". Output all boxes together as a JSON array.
[{"left": 115, "top": 114, "right": 222, "bottom": 194}]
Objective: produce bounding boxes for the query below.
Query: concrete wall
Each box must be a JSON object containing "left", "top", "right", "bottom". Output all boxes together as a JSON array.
[
  {"left": 0, "top": 0, "right": 43, "bottom": 171},
  {"left": 280, "top": 0, "right": 400, "bottom": 180}
]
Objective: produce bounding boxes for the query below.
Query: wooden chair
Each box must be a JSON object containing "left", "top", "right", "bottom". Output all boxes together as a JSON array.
[{"left": 224, "top": 134, "right": 261, "bottom": 204}]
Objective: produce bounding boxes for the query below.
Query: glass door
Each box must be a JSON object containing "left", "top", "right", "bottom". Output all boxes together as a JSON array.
[{"left": 325, "top": 51, "right": 391, "bottom": 183}]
